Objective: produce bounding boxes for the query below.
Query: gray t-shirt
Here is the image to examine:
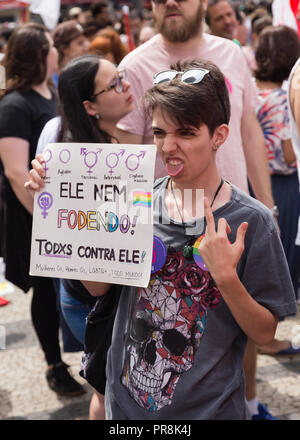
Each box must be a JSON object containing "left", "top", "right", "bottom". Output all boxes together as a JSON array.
[{"left": 106, "top": 178, "right": 297, "bottom": 420}]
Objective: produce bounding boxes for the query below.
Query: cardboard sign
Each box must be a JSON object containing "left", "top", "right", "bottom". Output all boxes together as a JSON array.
[{"left": 30, "top": 143, "right": 157, "bottom": 287}]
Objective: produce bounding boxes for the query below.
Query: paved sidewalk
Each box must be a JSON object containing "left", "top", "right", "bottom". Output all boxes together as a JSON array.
[{"left": 1, "top": 284, "right": 300, "bottom": 420}]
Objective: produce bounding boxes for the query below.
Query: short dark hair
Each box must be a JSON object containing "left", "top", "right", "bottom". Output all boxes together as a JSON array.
[
  {"left": 250, "top": 7, "right": 269, "bottom": 27},
  {"left": 252, "top": 15, "right": 273, "bottom": 36},
  {"left": 254, "top": 25, "right": 300, "bottom": 83},
  {"left": 143, "top": 59, "right": 230, "bottom": 136},
  {"left": 90, "top": 1, "right": 108, "bottom": 18},
  {"left": 2, "top": 22, "right": 50, "bottom": 94},
  {"left": 57, "top": 55, "right": 112, "bottom": 144},
  {"left": 52, "top": 20, "right": 84, "bottom": 67},
  {"left": 205, "top": 0, "right": 233, "bottom": 26}
]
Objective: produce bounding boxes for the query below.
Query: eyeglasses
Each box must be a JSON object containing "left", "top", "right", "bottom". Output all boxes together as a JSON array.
[
  {"left": 153, "top": 68, "right": 210, "bottom": 85},
  {"left": 152, "top": 0, "right": 187, "bottom": 4},
  {"left": 91, "top": 71, "right": 126, "bottom": 99}
]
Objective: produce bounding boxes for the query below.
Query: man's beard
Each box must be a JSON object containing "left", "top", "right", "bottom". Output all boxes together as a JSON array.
[{"left": 153, "top": 2, "right": 204, "bottom": 43}]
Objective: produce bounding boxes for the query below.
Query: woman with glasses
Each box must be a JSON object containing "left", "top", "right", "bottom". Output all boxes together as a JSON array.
[
  {"left": 0, "top": 22, "right": 86, "bottom": 398},
  {"left": 27, "top": 54, "right": 133, "bottom": 419},
  {"left": 26, "top": 59, "right": 297, "bottom": 419}
]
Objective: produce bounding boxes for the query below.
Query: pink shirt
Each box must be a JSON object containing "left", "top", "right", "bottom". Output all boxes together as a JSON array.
[{"left": 118, "top": 33, "right": 259, "bottom": 193}]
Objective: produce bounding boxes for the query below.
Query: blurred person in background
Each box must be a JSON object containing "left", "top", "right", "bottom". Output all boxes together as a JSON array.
[
  {"left": 242, "top": 14, "right": 273, "bottom": 74},
  {"left": 89, "top": 1, "right": 113, "bottom": 28},
  {"left": 255, "top": 25, "right": 300, "bottom": 355},
  {"left": 205, "top": 0, "right": 239, "bottom": 41},
  {"left": 93, "top": 27, "right": 130, "bottom": 64},
  {"left": 129, "top": 9, "right": 144, "bottom": 46},
  {"left": 235, "top": 7, "right": 249, "bottom": 46},
  {"left": 138, "top": 21, "right": 157, "bottom": 45},
  {"left": 0, "top": 22, "right": 84, "bottom": 397},
  {"left": 88, "top": 35, "right": 115, "bottom": 62},
  {"left": 67, "top": 6, "right": 83, "bottom": 22},
  {"left": 25, "top": 54, "right": 134, "bottom": 419},
  {"left": 52, "top": 20, "right": 90, "bottom": 80}
]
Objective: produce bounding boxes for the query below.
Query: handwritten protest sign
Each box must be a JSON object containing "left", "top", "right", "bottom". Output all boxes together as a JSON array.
[{"left": 30, "top": 143, "right": 156, "bottom": 287}]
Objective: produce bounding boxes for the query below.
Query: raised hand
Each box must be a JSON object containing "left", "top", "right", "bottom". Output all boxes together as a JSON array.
[{"left": 198, "top": 197, "right": 248, "bottom": 287}]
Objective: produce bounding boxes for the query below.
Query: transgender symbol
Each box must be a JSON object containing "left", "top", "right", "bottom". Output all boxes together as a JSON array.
[
  {"left": 80, "top": 148, "right": 102, "bottom": 174},
  {"left": 105, "top": 149, "right": 125, "bottom": 175},
  {"left": 125, "top": 151, "right": 146, "bottom": 171},
  {"left": 37, "top": 192, "right": 53, "bottom": 219}
]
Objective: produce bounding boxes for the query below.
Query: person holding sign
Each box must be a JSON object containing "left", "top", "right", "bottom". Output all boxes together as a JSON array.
[
  {"left": 26, "top": 54, "right": 133, "bottom": 419},
  {"left": 0, "top": 23, "right": 86, "bottom": 398},
  {"left": 27, "top": 59, "right": 297, "bottom": 419}
]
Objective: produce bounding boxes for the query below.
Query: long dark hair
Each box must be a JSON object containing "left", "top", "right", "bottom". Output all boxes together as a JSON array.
[
  {"left": 1, "top": 22, "right": 50, "bottom": 95},
  {"left": 57, "top": 54, "right": 113, "bottom": 143}
]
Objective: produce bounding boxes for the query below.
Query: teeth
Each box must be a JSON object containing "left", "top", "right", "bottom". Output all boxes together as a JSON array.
[
  {"left": 130, "top": 369, "right": 175, "bottom": 394},
  {"left": 169, "top": 160, "right": 182, "bottom": 165},
  {"left": 132, "top": 370, "right": 162, "bottom": 393},
  {"left": 161, "top": 371, "right": 171, "bottom": 388}
]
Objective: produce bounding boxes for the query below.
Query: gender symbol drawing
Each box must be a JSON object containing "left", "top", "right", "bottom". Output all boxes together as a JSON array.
[
  {"left": 43, "top": 149, "right": 52, "bottom": 172},
  {"left": 37, "top": 192, "right": 53, "bottom": 219},
  {"left": 105, "top": 149, "right": 125, "bottom": 174},
  {"left": 125, "top": 151, "right": 146, "bottom": 171},
  {"left": 80, "top": 148, "right": 102, "bottom": 174},
  {"left": 59, "top": 148, "right": 71, "bottom": 164}
]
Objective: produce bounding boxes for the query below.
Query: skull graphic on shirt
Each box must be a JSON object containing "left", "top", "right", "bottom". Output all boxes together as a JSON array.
[{"left": 121, "top": 251, "right": 221, "bottom": 411}]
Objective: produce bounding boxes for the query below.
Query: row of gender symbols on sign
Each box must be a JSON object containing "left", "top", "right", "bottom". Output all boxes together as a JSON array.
[{"left": 43, "top": 148, "right": 147, "bottom": 175}]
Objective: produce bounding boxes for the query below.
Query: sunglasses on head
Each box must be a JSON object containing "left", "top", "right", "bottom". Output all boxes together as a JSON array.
[
  {"left": 91, "top": 71, "right": 126, "bottom": 99},
  {"left": 153, "top": 68, "right": 229, "bottom": 123},
  {"left": 153, "top": 68, "right": 210, "bottom": 85}
]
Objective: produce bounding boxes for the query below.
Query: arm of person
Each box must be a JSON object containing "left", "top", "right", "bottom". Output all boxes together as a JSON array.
[
  {"left": 290, "top": 71, "right": 300, "bottom": 162},
  {"left": 199, "top": 198, "right": 278, "bottom": 346},
  {"left": 114, "top": 127, "right": 143, "bottom": 144},
  {"left": 282, "top": 138, "right": 296, "bottom": 165},
  {"left": 0, "top": 137, "right": 34, "bottom": 215},
  {"left": 81, "top": 280, "right": 112, "bottom": 297},
  {"left": 241, "top": 111, "right": 275, "bottom": 210}
]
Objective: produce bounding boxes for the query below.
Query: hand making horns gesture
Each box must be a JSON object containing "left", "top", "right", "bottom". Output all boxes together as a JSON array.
[{"left": 198, "top": 197, "right": 248, "bottom": 287}]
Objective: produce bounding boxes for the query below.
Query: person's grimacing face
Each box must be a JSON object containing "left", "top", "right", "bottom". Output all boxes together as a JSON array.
[
  {"left": 152, "top": 107, "right": 218, "bottom": 186},
  {"left": 207, "top": 1, "right": 238, "bottom": 40}
]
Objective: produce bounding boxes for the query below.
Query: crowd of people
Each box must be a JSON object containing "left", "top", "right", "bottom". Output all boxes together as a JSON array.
[{"left": 1, "top": 0, "right": 300, "bottom": 421}]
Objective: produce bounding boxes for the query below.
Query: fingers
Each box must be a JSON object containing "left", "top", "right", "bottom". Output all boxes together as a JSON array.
[
  {"left": 31, "top": 156, "right": 46, "bottom": 178},
  {"left": 35, "top": 154, "right": 45, "bottom": 166},
  {"left": 217, "top": 217, "right": 231, "bottom": 236},
  {"left": 29, "top": 168, "right": 45, "bottom": 188},
  {"left": 233, "top": 222, "right": 248, "bottom": 251},
  {"left": 24, "top": 154, "right": 47, "bottom": 198},
  {"left": 24, "top": 180, "right": 39, "bottom": 199},
  {"left": 204, "top": 197, "right": 216, "bottom": 236}
]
